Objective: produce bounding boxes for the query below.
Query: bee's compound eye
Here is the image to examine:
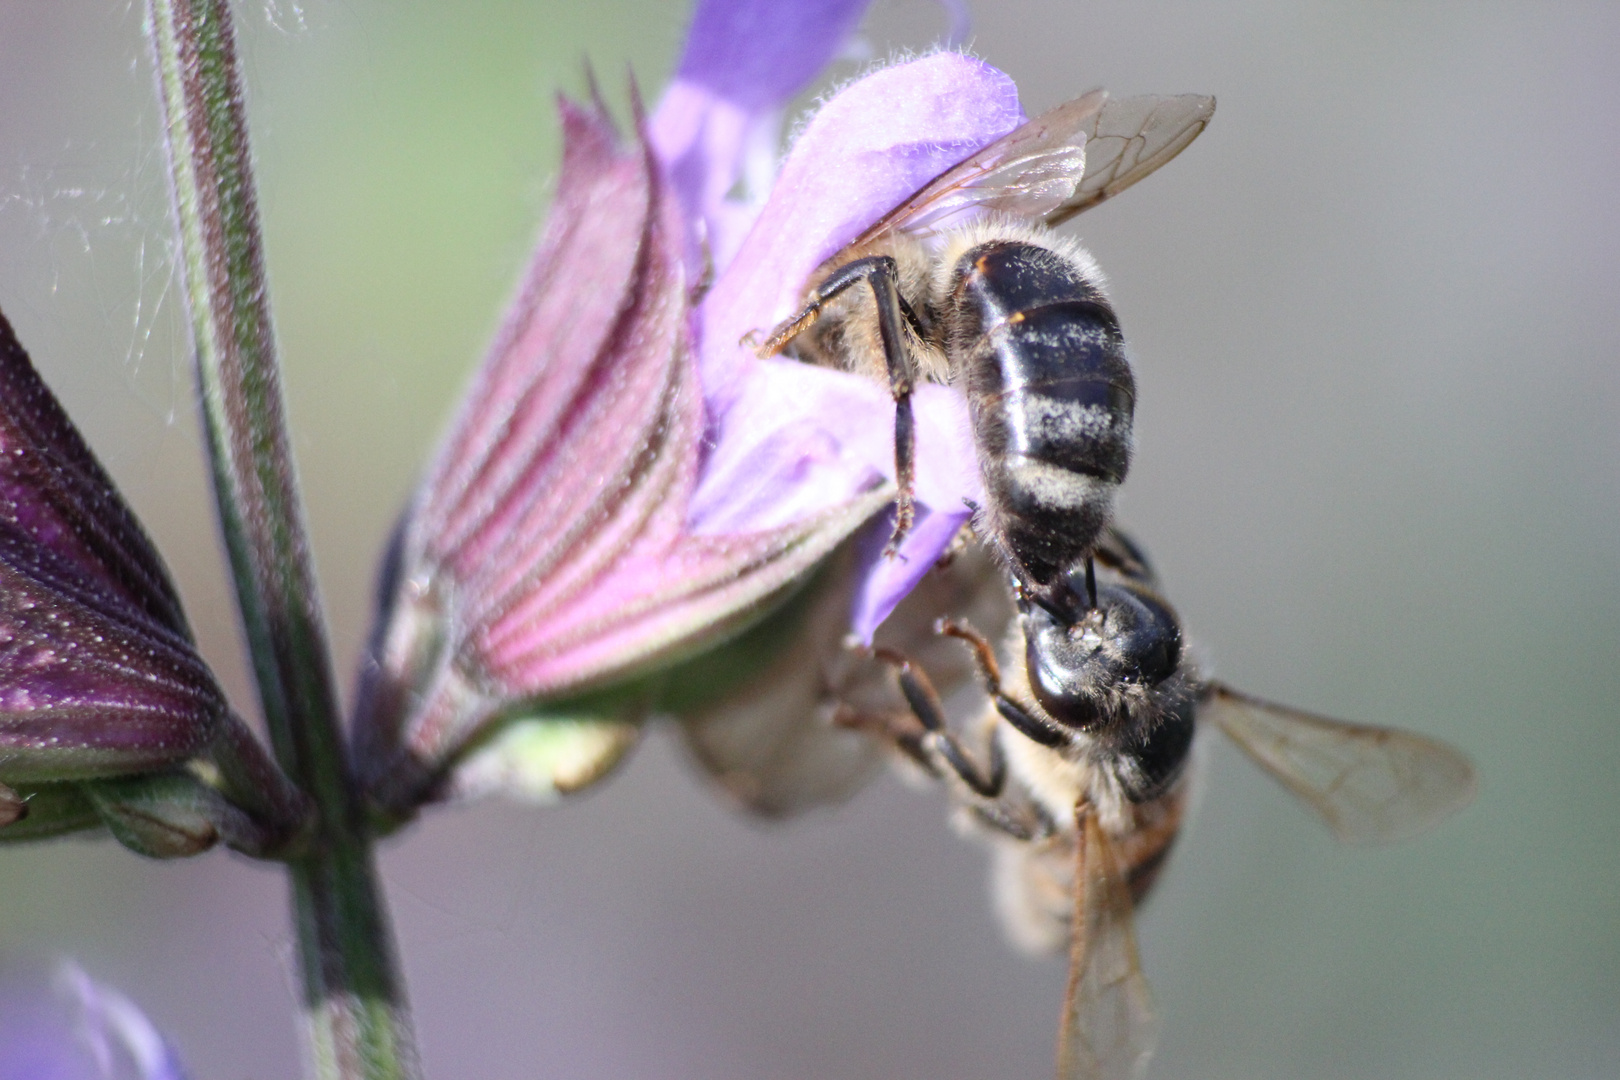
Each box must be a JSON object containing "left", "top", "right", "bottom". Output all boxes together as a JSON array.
[
  {"left": 1098, "top": 584, "right": 1181, "bottom": 686},
  {"left": 1022, "top": 606, "right": 1107, "bottom": 730}
]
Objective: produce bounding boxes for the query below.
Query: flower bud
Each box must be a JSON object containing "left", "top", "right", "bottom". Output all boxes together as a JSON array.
[
  {"left": 0, "top": 313, "right": 224, "bottom": 783},
  {"left": 0, "top": 310, "right": 307, "bottom": 856},
  {"left": 353, "top": 3, "right": 1029, "bottom": 823}
]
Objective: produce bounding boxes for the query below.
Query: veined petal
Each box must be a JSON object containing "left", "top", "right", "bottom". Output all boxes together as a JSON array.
[
  {"left": 0, "top": 314, "right": 192, "bottom": 646},
  {"left": 0, "top": 547, "right": 222, "bottom": 782},
  {"left": 652, "top": 0, "right": 874, "bottom": 271}
]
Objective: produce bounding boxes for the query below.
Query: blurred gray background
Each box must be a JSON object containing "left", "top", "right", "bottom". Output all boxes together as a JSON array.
[{"left": 1, "top": 2, "right": 1616, "bottom": 1078}]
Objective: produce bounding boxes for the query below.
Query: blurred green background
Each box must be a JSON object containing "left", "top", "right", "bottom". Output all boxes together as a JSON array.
[{"left": 1, "top": 2, "right": 1616, "bottom": 1078}]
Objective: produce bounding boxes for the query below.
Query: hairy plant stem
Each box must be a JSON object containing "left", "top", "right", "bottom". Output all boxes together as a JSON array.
[{"left": 143, "top": 2, "right": 421, "bottom": 1076}]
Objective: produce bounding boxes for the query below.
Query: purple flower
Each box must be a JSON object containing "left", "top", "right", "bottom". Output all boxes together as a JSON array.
[
  {"left": 353, "top": 0, "right": 1027, "bottom": 815},
  {"left": 0, "top": 313, "right": 224, "bottom": 787},
  {"left": 676, "top": 47, "right": 1026, "bottom": 641},
  {"left": 0, "top": 311, "right": 306, "bottom": 856},
  {"left": 0, "top": 963, "right": 189, "bottom": 1080},
  {"left": 352, "top": 93, "right": 886, "bottom": 816}
]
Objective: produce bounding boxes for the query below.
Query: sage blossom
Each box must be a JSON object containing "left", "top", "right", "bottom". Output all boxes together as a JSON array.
[{"left": 352, "top": 0, "right": 1036, "bottom": 819}]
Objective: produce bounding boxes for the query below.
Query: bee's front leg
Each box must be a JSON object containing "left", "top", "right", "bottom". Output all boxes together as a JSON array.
[{"left": 762, "top": 256, "right": 925, "bottom": 557}]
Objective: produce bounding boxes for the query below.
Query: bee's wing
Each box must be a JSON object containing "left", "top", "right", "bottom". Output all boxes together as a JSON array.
[
  {"left": 1042, "top": 94, "right": 1216, "bottom": 227},
  {"left": 852, "top": 90, "right": 1108, "bottom": 243},
  {"left": 1202, "top": 683, "right": 1476, "bottom": 845},
  {"left": 1055, "top": 806, "right": 1158, "bottom": 1080},
  {"left": 854, "top": 91, "right": 1214, "bottom": 245}
]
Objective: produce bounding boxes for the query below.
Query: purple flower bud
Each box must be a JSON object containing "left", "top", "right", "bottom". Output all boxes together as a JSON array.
[
  {"left": 0, "top": 963, "right": 189, "bottom": 1080},
  {"left": 0, "top": 312, "right": 224, "bottom": 785},
  {"left": 0, "top": 312, "right": 309, "bottom": 856}
]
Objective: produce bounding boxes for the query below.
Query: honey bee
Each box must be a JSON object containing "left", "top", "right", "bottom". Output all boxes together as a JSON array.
[
  {"left": 760, "top": 90, "right": 1215, "bottom": 617},
  {"left": 864, "top": 527, "right": 1476, "bottom": 1080}
]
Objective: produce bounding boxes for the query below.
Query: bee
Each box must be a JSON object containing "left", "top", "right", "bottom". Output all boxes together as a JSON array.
[
  {"left": 864, "top": 527, "right": 1476, "bottom": 1080},
  {"left": 759, "top": 90, "right": 1215, "bottom": 617}
]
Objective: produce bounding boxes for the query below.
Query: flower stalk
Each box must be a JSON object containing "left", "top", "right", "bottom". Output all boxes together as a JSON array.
[{"left": 143, "top": 0, "right": 418, "bottom": 1076}]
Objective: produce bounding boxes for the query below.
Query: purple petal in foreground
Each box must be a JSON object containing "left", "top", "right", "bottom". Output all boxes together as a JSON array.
[
  {"left": 0, "top": 963, "right": 188, "bottom": 1080},
  {"left": 685, "top": 53, "right": 1021, "bottom": 636}
]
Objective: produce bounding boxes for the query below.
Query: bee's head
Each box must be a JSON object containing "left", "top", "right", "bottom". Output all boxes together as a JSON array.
[{"left": 1020, "top": 581, "right": 1182, "bottom": 730}]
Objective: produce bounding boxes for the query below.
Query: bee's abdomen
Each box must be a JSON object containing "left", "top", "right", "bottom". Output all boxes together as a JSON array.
[{"left": 954, "top": 241, "right": 1135, "bottom": 589}]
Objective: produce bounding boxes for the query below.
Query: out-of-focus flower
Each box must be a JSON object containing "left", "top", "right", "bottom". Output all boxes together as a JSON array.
[
  {"left": 675, "top": 527, "right": 1014, "bottom": 817},
  {"left": 0, "top": 311, "right": 306, "bottom": 857},
  {"left": 0, "top": 962, "right": 189, "bottom": 1080},
  {"left": 352, "top": 0, "right": 1031, "bottom": 819}
]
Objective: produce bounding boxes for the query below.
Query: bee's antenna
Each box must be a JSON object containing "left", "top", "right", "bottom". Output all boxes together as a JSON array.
[{"left": 1084, "top": 556, "right": 1098, "bottom": 612}]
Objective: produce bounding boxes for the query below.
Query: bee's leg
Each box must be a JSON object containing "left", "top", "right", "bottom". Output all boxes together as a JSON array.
[
  {"left": 761, "top": 256, "right": 923, "bottom": 555},
  {"left": 938, "top": 619, "right": 1071, "bottom": 749},
  {"left": 870, "top": 266, "right": 920, "bottom": 557},
  {"left": 875, "top": 647, "right": 1005, "bottom": 799},
  {"left": 1092, "top": 526, "right": 1154, "bottom": 583},
  {"left": 972, "top": 801, "right": 1042, "bottom": 842},
  {"left": 758, "top": 255, "right": 927, "bottom": 354},
  {"left": 830, "top": 703, "right": 936, "bottom": 777}
]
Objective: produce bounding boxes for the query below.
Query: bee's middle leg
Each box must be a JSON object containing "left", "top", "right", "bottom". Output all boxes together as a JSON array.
[{"left": 875, "top": 646, "right": 1005, "bottom": 799}]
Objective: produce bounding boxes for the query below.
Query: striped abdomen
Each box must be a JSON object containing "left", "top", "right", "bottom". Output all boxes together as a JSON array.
[{"left": 951, "top": 240, "right": 1134, "bottom": 596}]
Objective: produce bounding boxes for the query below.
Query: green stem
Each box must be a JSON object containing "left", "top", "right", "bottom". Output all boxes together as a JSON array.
[{"left": 143, "top": 2, "right": 421, "bottom": 1076}]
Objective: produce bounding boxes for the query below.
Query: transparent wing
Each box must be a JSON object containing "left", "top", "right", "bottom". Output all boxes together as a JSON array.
[
  {"left": 1056, "top": 807, "right": 1158, "bottom": 1080},
  {"left": 860, "top": 89, "right": 1106, "bottom": 240},
  {"left": 854, "top": 90, "right": 1214, "bottom": 245},
  {"left": 1202, "top": 683, "right": 1476, "bottom": 845},
  {"left": 1043, "top": 94, "right": 1216, "bottom": 226}
]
